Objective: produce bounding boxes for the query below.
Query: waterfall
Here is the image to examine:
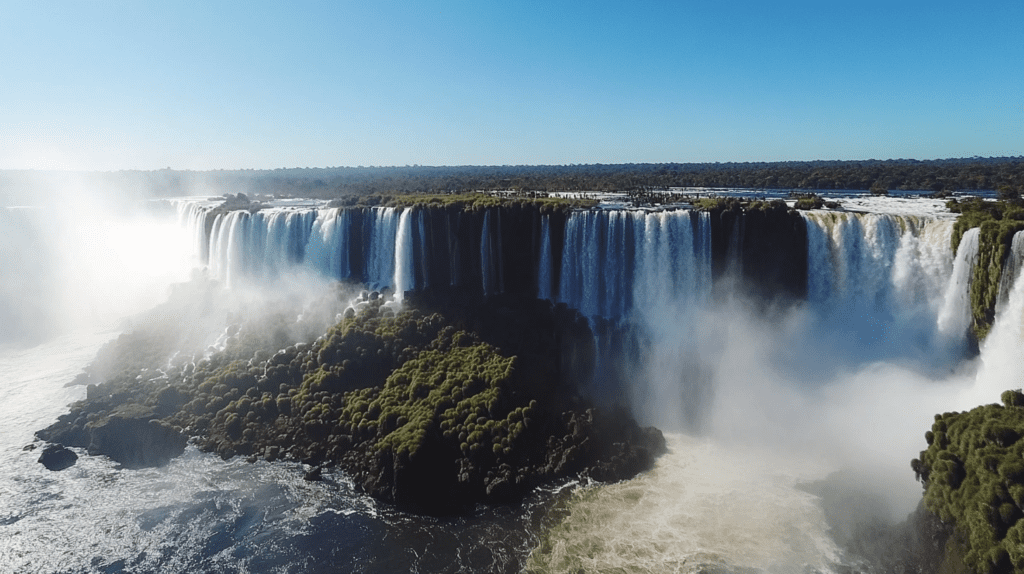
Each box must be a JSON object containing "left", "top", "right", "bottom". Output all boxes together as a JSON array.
[
  {"left": 218, "top": 211, "right": 249, "bottom": 288},
  {"left": 890, "top": 217, "right": 954, "bottom": 312},
  {"left": 936, "top": 226, "right": 980, "bottom": 342},
  {"left": 263, "top": 210, "right": 316, "bottom": 278},
  {"left": 804, "top": 213, "right": 834, "bottom": 304},
  {"left": 264, "top": 211, "right": 291, "bottom": 275},
  {"left": 634, "top": 210, "right": 705, "bottom": 313},
  {"left": 975, "top": 231, "right": 1024, "bottom": 396},
  {"left": 554, "top": 209, "right": 711, "bottom": 321},
  {"left": 802, "top": 213, "right": 958, "bottom": 360},
  {"left": 481, "top": 209, "right": 503, "bottom": 296},
  {"left": 366, "top": 207, "right": 399, "bottom": 290},
  {"left": 997, "top": 231, "right": 1024, "bottom": 311},
  {"left": 394, "top": 208, "right": 415, "bottom": 298},
  {"left": 181, "top": 198, "right": 977, "bottom": 363},
  {"left": 174, "top": 199, "right": 212, "bottom": 265},
  {"left": 603, "top": 211, "right": 626, "bottom": 318},
  {"left": 576, "top": 211, "right": 602, "bottom": 318},
  {"left": 537, "top": 214, "right": 553, "bottom": 300},
  {"left": 306, "top": 208, "right": 352, "bottom": 280},
  {"left": 557, "top": 210, "right": 604, "bottom": 317},
  {"left": 558, "top": 214, "right": 581, "bottom": 308}
]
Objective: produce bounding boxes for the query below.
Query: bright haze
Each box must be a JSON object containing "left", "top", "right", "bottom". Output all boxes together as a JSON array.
[{"left": 1, "top": 0, "right": 1021, "bottom": 172}]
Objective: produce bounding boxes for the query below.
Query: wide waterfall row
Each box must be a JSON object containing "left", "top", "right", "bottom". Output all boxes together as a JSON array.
[
  {"left": 175, "top": 200, "right": 211, "bottom": 266},
  {"left": 176, "top": 202, "right": 511, "bottom": 294},
  {"left": 176, "top": 201, "right": 720, "bottom": 320},
  {"left": 174, "top": 200, "right": 984, "bottom": 347},
  {"left": 552, "top": 210, "right": 712, "bottom": 319}
]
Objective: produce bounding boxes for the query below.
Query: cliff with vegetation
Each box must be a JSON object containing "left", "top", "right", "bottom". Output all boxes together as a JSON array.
[
  {"left": 911, "top": 391, "right": 1024, "bottom": 574},
  {"left": 948, "top": 195, "right": 1024, "bottom": 341}
]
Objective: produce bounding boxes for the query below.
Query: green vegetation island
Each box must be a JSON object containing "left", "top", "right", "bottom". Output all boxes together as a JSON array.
[{"left": 36, "top": 281, "right": 664, "bottom": 515}]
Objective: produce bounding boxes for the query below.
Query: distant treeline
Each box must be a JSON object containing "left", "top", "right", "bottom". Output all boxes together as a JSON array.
[{"left": 3, "top": 157, "right": 1023, "bottom": 202}]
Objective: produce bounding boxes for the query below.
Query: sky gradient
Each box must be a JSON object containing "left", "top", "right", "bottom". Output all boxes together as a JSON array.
[{"left": 1, "top": 1, "right": 1021, "bottom": 171}]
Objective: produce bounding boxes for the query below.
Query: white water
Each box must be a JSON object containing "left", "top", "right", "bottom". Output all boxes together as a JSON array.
[
  {"left": 394, "top": 208, "right": 415, "bottom": 298},
  {"left": 937, "top": 226, "right": 980, "bottom": 346},
  {"left": 997, "top": 231, "right": 1024, "bottom": 310},
  {"left": 971, "top": 230, "right": 1024, "bottom": 402},
  {"left": 527, "top": 434, "right": 840, "bottom": 574},
  {"left": 306, "top": 207, "right": 352, "bottom": 280},
  {"left": 795, "top": 212, "right": 974, "bottom": 377},
  {"left": 0, "top": 331, "right": 390, "bottom": 573},
  {"left": 556, "top": 209, "right": 712, "bottom": 320}
]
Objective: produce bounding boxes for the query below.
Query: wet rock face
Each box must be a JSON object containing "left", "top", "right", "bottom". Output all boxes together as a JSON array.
[
  {"left": 85, "top": 405, "right": 187, "bottom": 468},
  {"left": 38, "top": 402, "right": 187, "bottom": 469},
  {"left": 38, "top": 444, "right": 78, "bottom": 471}
]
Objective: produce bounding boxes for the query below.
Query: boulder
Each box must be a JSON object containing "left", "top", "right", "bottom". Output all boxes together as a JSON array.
[{"left": 38, "top": 444, "right": 78, "bottom": 471}]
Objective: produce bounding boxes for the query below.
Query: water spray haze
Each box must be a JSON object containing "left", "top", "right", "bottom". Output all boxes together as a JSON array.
[{"left": 1, "top": 174, "right": 193, "bottom": 344}]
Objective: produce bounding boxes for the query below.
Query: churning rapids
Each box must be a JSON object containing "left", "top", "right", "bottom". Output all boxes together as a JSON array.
[{"left": 2, "top": 192, "right": 1024, "bottom": 573}]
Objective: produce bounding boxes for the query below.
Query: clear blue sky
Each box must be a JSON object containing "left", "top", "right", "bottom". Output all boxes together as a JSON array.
[{"left": 1, "top": 1, "right": 1021, "bottom": 171}]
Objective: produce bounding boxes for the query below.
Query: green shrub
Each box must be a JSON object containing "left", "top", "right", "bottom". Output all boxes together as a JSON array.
[
  {"left": 916, "top": 398, "right": 1024, "bottom": 572},
  {"left": 336, "top": 331, "right": 532, "bottom": 459}
]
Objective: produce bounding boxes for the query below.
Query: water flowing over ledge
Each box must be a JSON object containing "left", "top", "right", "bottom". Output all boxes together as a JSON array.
[{"left": 173, "top": 197, "right": 985, "bottom": 359}]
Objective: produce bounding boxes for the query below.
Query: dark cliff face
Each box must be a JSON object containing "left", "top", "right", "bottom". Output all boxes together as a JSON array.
[
  {"left": 709, "top": 203, "right": 808, "bottom": 302},
  {"left": 740, "top": 206, "right": 808, "bottom": 301}
]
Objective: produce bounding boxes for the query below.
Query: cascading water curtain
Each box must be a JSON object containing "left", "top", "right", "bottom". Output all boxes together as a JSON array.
[
  {"left": 174, "top": 199, "right": 212, "bottom": 265},
  {"left": 803, "top": 211, "right": 967, "bottom": 360},
  {"left": 365, "top": 207, "right": 399, "bottom": 291},
  {"left": 305, "top": 208, "right": 353, "bottom": 281},
  {"left": 556, "top": 209, "right": 711, "bottom": 321},
  {"left": 394, "top": 208, "right": 416, "bottom": 298},
  {"left": 997, "top": 230, "right": 1024, "bottom": 310}
]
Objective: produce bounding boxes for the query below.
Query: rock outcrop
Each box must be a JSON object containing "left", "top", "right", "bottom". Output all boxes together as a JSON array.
[
  {"left": 37, "top": 444, "right": 78, "bottom": 471},
  {"left": 37, "top": 286, "right": 665, "bottom": 514}
]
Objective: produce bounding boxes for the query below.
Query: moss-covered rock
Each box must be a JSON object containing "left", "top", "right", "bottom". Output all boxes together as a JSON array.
[{"left": 912, "top": 391, "right": 1024, "bottom": 573}]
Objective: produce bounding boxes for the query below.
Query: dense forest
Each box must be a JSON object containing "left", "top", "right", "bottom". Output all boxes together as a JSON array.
[{"left": 2, "top": 157, "right": 1023, "bottom": 203}]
